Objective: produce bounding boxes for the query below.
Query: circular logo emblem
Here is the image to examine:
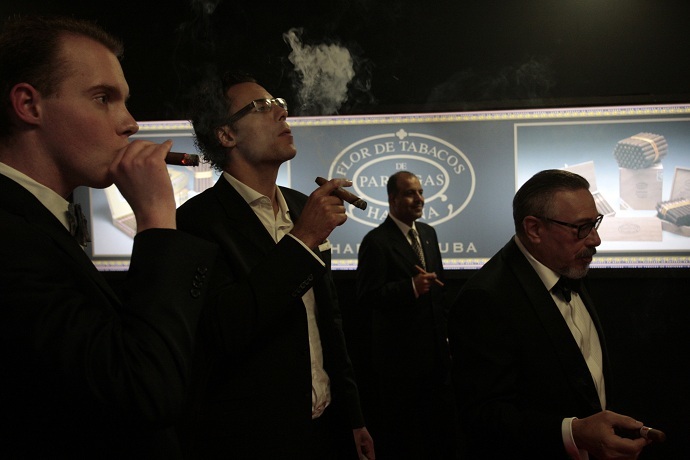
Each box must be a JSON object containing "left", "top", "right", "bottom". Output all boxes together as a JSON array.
[{"left": 328, "top": 128, "right": 475, "bottom": 227}]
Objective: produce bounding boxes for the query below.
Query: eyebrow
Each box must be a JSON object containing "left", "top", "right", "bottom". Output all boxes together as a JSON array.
[{"left": 89, "top": 84, "right": 130, "bottom": 101}]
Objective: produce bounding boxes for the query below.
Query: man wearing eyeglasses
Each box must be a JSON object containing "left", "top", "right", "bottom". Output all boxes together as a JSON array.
[
  {"left": 176, "top": 72, "right": 375, "bottom": 460},
  {"left": 448, "top": 169, "right": 651, "bottom": 459}
]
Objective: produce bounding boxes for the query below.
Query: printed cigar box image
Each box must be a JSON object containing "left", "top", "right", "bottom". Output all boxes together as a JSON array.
[
  {"left": 561, "top": 161, "right": 615, "bottom": 216},
  {"left": 670, "top": 167, "right": 690, "bottom": 201},
  {"left": 661, "top": 170, "right": 690, "bottom": 237},
  {"left": 619, "top": 163, "right": 663, "bottom": 210},
  {"left": 613, "top": 132, "right": 667, "bottom": 169},
  {"left": 597, "top": 216, "right": 663, "bottom": 242}
]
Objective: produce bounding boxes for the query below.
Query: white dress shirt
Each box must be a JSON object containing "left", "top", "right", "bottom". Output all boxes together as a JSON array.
[
  {"left": 515, "top": 236, "right": 605, "bottom": 460},
  {"left": 223, "top": 172, "right": 331, "bottom": 419}
]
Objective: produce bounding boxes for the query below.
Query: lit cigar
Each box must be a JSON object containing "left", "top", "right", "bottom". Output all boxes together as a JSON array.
[
  {"left": 639, "top": 426, "right": 666, "bottom": 443},
  {"left": 315, "top": 176, "right": 367, "bottom": 210},
  {"left": 165, "top": 151, "right": 200, "bottom": 166},
  {"left": 616, "top": 426, "right": 666, "bottom": 443},
  {"left": 415, "top": 264, "right": 444, "bottom": 287}
]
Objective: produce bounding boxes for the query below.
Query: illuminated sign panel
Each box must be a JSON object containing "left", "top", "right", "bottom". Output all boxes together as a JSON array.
[{"left": 80, "top": 104, "right": 690, "bottom": 270}]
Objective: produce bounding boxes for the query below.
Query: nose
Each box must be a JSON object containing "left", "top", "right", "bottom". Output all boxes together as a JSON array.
[
  {"left": 120, "top": 108, "right": 139, "bottom": 136},
  {"left": 586, "top": 226, "right": 602, "bottom": 246},
  {"left": 274, "top": 103, "right": 288, "bottom": 120}
]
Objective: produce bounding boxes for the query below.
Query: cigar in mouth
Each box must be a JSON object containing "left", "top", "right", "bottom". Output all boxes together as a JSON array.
[
  {"left": 165, "top": 151, "right": 200, "bottom": 166},
  {"left": 315, "top": 176, "right": 367, "bottom": 210}
]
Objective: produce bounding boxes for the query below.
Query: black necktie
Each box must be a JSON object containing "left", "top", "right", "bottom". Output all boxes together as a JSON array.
[
  {"left": 67, "top": 202, "right": 91, "bottom": 247},
  {"left": 554, "top": 277, "right": 581, "bottom": 303}
]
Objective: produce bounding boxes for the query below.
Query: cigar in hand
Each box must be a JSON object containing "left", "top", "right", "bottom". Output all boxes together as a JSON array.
[
  {"left": 165, "top": 151, "right": 200, "bottom": 166},
  {"left": 615, "top": 426, "right": 666, "bottom": 443},
  {"left": 415, "top": 264, "right": 445, "bottom": 287},
  {"left": 315, "top": 176, "right": 367, "bottom": 210}
]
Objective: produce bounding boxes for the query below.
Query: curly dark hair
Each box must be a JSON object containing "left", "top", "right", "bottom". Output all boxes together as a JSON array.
[
  {"left": 513, "top": 169, "right": 590, "bottom": 234},
  {"left": 0, "top": 15, "right": 123, "bottom": 140},
  {"left": 188, "top": 71, "right": 257, "bottom": 172}
]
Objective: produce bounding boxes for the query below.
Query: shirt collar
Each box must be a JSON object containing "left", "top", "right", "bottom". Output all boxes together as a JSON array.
[
  {"left": 0, "top": 161, "right": 71, "bottom": 231},
  {"left": 222, "top": 171, "right": 290, "bottom": 218},
  {"left": 389, "top": 213, "right": 418, "bottom": 237},
  {"left": 513, "top": 234, "right": 560, "bottom": 292}
]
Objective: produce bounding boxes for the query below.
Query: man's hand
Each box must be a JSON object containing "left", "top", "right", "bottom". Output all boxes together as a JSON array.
[
  {"left": 413, "top": 272, "right": 438, "bottom": 295},
  {"left": 353, "top": 426, "right": 375, "bottom": 460},
  {"left": 109, "top": 139, "right": 177, "bottom": 232},
  {"left": 291, "top": 178, "right": 350, "bottom": 249},
  {"left": 572, "top": 410, "right": 650, "bottom": 460}
]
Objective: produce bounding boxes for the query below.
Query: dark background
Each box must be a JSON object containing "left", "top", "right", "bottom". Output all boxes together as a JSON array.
[
  {"left": 2, "top": 0, "right": 690, "bottom": 119},
  {"left": 3, "top": 1, "right": 688, "bottom": 458}
]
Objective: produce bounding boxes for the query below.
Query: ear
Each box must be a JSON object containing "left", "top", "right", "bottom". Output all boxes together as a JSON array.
[
  {"left": 216, "top": 126, "right": 236, "bottom": 149},
  {"left": 522, "top": 216, "right": 543, "bottom": 243},
  {"left": 9, "top": 83, "right": 42, "bottom": 127}
]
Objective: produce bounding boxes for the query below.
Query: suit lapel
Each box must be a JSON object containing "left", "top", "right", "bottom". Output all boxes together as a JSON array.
[
  {"left": 504, "top": 240, "right": 602, "bottom": 407},
  {"left": 211, "top": 176, "right": 276, "bottom": 253},
  {"left": 0, "top": 175, "right": 119, "bottom": 303},
  {"left": 382, "top": 217, "right": 420, "bottom": 270}
]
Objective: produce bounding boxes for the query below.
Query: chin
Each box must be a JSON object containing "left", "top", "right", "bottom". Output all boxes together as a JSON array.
[{"left": 565, "top": 265, "right": 590, "bottom": 279}]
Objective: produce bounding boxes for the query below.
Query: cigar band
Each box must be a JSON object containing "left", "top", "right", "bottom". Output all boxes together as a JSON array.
[
  {"left": 659, "top": 198, "right": 690, "bottom": 217},
  {"left": 631, "top": 136, "right": 661, "bottom": 162}
]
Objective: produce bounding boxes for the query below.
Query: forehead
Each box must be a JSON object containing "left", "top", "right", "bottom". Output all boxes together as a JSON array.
[
  {"left": 551, "top": 189, "right": 598, "bottom": 221},
  {"left": 55, "top": 34, "right": 127, "bottom": 93},
  {"left": 226, "top": 82, "right": 271, "bottom": 110},
  {"left": 396, "top": 174, "right": 421, "bottom": 191}
]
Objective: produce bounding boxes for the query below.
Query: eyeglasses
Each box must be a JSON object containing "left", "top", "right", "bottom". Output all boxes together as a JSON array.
[
  {"left": 226, "top": 98, "right": 288, "bottom": 124},
  {"left": 541, "top": 214, "right": 604, "bottom": 239}
]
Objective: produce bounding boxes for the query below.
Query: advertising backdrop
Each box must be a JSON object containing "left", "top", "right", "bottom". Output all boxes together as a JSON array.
[{"left": 80, "top": 104, "right": 690, "bottom": 270}]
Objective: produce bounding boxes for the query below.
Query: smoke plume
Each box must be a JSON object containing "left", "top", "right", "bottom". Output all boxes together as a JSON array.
[{"left": 283, "top": 28, "right": 356, "bottom": 116}]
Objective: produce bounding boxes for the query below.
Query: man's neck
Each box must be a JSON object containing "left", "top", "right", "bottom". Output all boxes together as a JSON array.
[
  {"left": 0, "top": 138, "right": 70, "bottom": 198},
  {"left": 225, "top": 164, "right": 279, "bottom": 208}
]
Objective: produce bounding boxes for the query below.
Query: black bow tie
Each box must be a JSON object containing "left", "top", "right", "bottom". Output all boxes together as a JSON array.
[
  {"left": 66, "top": 202, "right": 91, "bottom": 247},
  {"left": 554, "top": 277, "right": 581, "bottom": 303}
]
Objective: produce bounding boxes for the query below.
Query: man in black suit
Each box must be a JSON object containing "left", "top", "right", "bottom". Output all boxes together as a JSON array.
[
  {"left": 448, "top": 169, "right": 652, "bottom": 459},
  {"left": 356, "top": 171, "right": 456, "bottom": 459},
  {"left": 175, "top": 72, "right": 374, "bottom": 459},
  {"left": 0, "top": 15, "right": 217, "bottom": 458}
]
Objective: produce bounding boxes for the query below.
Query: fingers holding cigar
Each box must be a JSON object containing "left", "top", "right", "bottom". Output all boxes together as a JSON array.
[
  {"left": 616, "top": 426, "right": 666, "bottom": 443},
  {"left": 415, "top": 264, "right": 444, "bottom": 287},
  {"left": 165, "top": 151, "right": 200, "bottom": 166},
  {"left": 315, "top": 176, "right": 367, "bottom": 210}
]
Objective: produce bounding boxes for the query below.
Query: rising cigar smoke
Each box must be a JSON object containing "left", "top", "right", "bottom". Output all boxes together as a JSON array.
[
  {"left": 427, "top": 57, "right": 555, "bottom": 110},
  {"left": 283, "top": 28, "right": 357, "bottom": 116}
]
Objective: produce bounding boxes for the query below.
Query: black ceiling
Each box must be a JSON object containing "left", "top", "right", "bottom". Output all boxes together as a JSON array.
[{"left": 3, "top": 0, "right": 690, "bottom": 120}]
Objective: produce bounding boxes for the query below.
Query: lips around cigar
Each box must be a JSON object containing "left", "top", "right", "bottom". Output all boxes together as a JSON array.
[
  {"left": 315, "top": 176, "right": 368, "bottom": 210},
  {"left": 165, "top": 152, "right": 200, "bottom": 166}
]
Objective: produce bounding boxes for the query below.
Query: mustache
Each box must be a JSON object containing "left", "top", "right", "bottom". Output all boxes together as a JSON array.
[{"left": 579, "top": 247, "right": 597, "bottom": 258}]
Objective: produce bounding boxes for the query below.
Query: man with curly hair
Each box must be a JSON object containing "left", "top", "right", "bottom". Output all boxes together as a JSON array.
[{"left": 176, "top": 72, "right": 375, "bottom": 459}]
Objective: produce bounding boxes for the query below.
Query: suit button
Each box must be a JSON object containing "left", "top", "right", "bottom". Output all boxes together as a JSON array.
[{"left": 190, "top": 288, "right": 201, "bottom": 298}]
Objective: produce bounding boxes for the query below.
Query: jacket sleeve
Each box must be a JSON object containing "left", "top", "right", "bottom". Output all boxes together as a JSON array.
[{"left": 0, "top": 222, "right": 218, "bottom": 425}]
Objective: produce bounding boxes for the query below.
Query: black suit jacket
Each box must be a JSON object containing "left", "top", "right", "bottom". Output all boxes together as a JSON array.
[
  {"left": 356, "top": 216, "right": 450, "bottom": 385},
  {"left": 0, "top": 174, "right": 217, "bottom": 459},
  {"left": 176, "top": 177, "right": 365, "bottom": 458},
  {"left": 448, "top": 238, "right": 612, "bottom": 459}
]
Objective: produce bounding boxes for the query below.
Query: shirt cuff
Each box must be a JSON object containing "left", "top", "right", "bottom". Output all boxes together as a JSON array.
[
  {"left": 286, "top": 233, "right": 326, "bottom": 267},
  {"left": 562, "top": 417, "right": 589, "bottom": 460}
]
